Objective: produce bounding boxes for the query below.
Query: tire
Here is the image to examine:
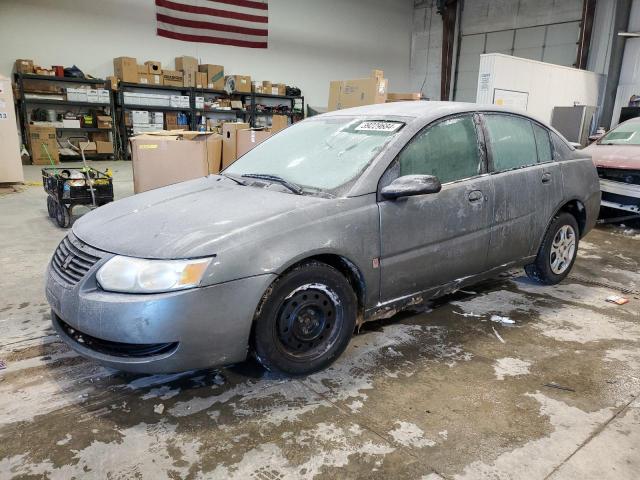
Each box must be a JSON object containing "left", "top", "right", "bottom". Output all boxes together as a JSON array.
[
  {"left": 55, "top": 203, "right": 71, "bottom": 228},
  {"left": 525, "top": 212, "right": 579, "bottom": 285},
  {"left": 46, "top": 196, "right": 56, "bottom": 218},
  {"left": 252, "top": 261, "right": 357, "bottom": 375}
]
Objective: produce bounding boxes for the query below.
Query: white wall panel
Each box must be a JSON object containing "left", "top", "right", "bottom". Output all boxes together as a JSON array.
[{"left": 0, "top": 0, "right": 412, "bottom": 108}]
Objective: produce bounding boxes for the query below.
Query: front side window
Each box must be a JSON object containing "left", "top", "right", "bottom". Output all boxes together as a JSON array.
[
  {"left": 225, "top": 117, "right": 403, "bottom": 193},
  {"left": 397, "top": 115, "right": 482, "bottom": 184},
  {"left": 484, "top": 114, "right": 537, "bottom": 171}
]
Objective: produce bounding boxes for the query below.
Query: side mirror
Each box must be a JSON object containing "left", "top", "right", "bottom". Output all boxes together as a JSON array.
[{"left": 381, "top": 174, "right": 442, "bottom": 200}]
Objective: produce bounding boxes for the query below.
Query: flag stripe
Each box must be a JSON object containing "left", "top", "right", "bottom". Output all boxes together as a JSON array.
[
  {"left": 167, "top": 0, "right": 268, "bottom": 17},
  {"left": 157, "top": 13, "right": 267, "bottom": 36},
  {"left": 158, "top": 21, "right": 266, "bottom": 42},
  {"left": 155, "top": 0, "right": 267, "bottom": 23},
  {"left": 157, "top": 27, "right": 268, "bottom": 48},
  {"left": 157, "top": 6, "right": 263, "bottom": 29},
  {"left": 205, "top": 0, "right": 267, "bottom": 11}
]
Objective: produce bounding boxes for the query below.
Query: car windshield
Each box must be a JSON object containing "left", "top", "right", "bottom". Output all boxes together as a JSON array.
[
  {"left": 225, "top": 117, "right": 404, "bottom": 194},
  {"left": 599, "top": 121, "right": 640, "bottom": 145}
]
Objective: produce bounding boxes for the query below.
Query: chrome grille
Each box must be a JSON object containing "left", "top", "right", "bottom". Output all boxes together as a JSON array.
[{"left": 51, "top": 233, "right": 103, "bottom": 286}]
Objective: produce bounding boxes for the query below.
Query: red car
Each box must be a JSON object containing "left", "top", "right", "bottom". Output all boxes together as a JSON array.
[{"left": 583, "top": 117, "right": 640, "bottom": 214}]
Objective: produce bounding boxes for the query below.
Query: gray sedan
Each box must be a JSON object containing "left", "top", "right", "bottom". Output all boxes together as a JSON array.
[{"left": 46, "top": 102, "right": 601, "bottom": 375}]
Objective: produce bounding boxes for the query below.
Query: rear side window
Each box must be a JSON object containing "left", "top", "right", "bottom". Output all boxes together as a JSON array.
[
  {"left": 484, "top": 114, "right": 537, "bottom": 171},
  {"left": 533, "top": 124, "right": 553, "bottom": 163},
  {"left": 398, "top": 115, "right": 481, "bottom": 184},
  {"left": 551, "top": 132, "right": 575, "bottom": 160}
]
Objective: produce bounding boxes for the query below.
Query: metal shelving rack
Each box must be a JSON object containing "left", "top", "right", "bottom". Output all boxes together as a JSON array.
[
  {"left": 244, "top": 92, "right": 304, "bottom": 127},
  {"left": 114, "top": 82, "right": 194, "bottom": 158},
  {"left": 14, "top": 73, "right": 117, "bottom": 161},
  {"left": 193, "top": 87, "right": 250, "bottom": 127}
]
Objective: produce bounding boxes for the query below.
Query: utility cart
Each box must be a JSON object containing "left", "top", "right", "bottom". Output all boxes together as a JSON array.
[{"left": 42, "top": 138, "right": 113, "bottom": 227}]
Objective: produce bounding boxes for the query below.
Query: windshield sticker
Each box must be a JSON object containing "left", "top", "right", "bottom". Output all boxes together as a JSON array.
[{"left": 355, "top": 121, "right": 403, "bottom": 132}]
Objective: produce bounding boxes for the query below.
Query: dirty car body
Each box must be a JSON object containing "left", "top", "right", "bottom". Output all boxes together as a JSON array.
[
  {"left": 46, "top": 102, "right": 600, "bottom": 374},
  {"left": 583, "top": 117, "right": 640, "bottom": 214}
]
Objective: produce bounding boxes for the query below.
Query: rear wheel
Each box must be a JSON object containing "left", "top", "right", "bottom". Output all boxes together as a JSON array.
[
  {"left": 525, "top": 212, "right": 579, "bottom": 285},
  {"left": 253, "top": 261, "right": 357, "bottom": 375},
  {"left": 46, "top": 196, "right": 56, "bottom": 218},
  {"left": 55, "top": 203, "right": 71, "bottom": 228}
]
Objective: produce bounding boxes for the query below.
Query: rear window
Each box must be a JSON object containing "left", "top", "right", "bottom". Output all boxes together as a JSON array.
[{"left": 598, "top": 121, "right": 640, "bottom": 145}]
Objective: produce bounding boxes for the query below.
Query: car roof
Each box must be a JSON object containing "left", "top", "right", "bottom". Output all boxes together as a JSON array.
[{"left": 319, "top": 100, "right": 543, "bottom": 123}]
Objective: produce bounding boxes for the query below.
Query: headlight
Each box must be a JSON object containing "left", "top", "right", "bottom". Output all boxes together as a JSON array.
[{"left": 97, "top": 256, "right": 212, "bottom": 293}]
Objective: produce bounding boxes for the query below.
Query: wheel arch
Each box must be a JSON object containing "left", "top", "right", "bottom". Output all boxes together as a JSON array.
[{"left": 555, "top": 198, "right": 587, "bottom": 237}]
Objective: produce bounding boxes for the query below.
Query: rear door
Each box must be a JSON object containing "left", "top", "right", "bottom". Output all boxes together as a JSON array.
[
  {"left": 378, "top": 113, "right": 494, "bottom": 303},
  {"left": 481, "top": 113, "right": 563, "bottom": 267}
]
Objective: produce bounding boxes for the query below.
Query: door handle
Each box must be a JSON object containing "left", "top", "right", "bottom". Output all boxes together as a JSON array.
[
  {"left": 541, "top": 172, "right": 552, "bottom": 184},
  {"left": 468, "top": 190, "right": 483, "bottom": 203}
]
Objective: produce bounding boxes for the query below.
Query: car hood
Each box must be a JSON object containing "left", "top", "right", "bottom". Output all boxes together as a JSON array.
[
  {"left": 583, "top": 143, "right": 640, "bottom": 169},
  {"left": 73, "top": 176, "right": 326, "bottom": 259}
]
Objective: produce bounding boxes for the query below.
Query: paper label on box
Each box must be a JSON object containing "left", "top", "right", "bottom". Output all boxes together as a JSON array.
[
  {"left": 377, "top": 82, "right": 386, "bottom": 95},
  {"left": 0, "top": 111, "right": 8, "bottom": 120},
  {"left": 355, "top": 121, "right": 402, "bottom": 132},
  {"left": 139, "top": 144, "right": 158, "bottom": 149}
]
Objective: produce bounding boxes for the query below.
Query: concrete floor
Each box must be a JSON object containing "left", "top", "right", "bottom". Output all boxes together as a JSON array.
[{"left": 1, "top": 161, "right": 639, "bottom": 479}]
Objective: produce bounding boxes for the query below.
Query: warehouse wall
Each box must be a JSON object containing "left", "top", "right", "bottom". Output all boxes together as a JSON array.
[
  {"left": 0, "top": 0, "right": 412, "bottom": 108},
  {"left": 411, "top": 0, "right": 586, "bottom": 101}
]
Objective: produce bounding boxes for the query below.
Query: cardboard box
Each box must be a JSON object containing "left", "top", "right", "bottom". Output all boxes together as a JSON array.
[
  {"left": 176, "top": 56, "right": 198, "bottom": 87},
  {"left": 29, "top": 126, "right": 59, "bottom": 165},
  {"left": 96, "top": 115, "right": 113, "bottom": 128},
  {"left": 195, "top": 72, "right": 207, "bottom": 89},
  {"left": 0, "top": 74, "right": 25, "bottom": 180},
  {"left": 236, "top": 129, "right": 272, "bottom": 157},
  {"left": 162, "top": 70, "right": 184, "bottom": 87},
  {"left": 91, "top": 131, "right": 110, "bottom": 142},
  {"left": 113, "top": 57, "right": 138, "bottom": 83},
  {"left": 387, "top": 92, "right": 421, "bottom": 102},
  {"left": 222, "top": 122, "right": 250, "bottom": 168},
  {"left": 130, "top": 131, "right": 220, "bottom": 193},
  {"left": 137, "top": 73, "right": 150, "bottom": 85},
  {"left": 328, "top": 70, "right": 388, "bottom": 111},
  {"left": 199, "top": 64, "right": 225, "bottom": 90},
  {"left": 15, "top": 59, "right": 34, "bottom": 74},
  {"left": 273, "top": 83, "right": 286, "bottom": 95},
  {"left": 149, "top": 74, "right": 163, "bottom": 86},
  {"left": 106, "top": 76, "right": 119, "bottom": 91},
  {"left": 79, "top": 141, "right": 97, "bottom": 152},
  {"left": 228, "top": 75, "right": 251, "bottom": 93},
  {"left": 262, "top": 81, "right": 272, "bottom": 91},
  {"left": 371, "top": 69, "right": 384, "bottom": 81},
  {"left": 271, "top": 114, "right": 288, "bottom": 133},
  {"left": 137, "top": 65, "right": 147, "bottom": 74},
  {"left": 95, "top": 141, "right": 113, "bottom": 154},
  {"left": 145, "top": 61, "right": 162, "bottom": 74}
]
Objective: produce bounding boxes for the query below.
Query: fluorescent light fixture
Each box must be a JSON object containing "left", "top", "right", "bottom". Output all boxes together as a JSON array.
[{"left": 618, "top": 32, "right": 640, "bottom": 37}]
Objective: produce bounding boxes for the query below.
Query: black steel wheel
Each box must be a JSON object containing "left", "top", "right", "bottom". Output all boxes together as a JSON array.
[
  {"left": 253, "top": 261, "right": 357, "bottom": 375},
  {"left": 55, "top": 203, "right": 71, "bottom": 228},
  {"left": 46, "top": 196, "right": 56, "bottom": 218}
]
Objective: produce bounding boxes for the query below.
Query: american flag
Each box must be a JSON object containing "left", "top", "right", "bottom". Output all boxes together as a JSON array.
[{"left": 155, "top": 0, "right": 268, "bottom": 48}]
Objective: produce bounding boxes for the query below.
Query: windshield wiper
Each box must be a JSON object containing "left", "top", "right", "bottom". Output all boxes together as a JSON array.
[
  {"left": 221, "top": 173, "right": 247, "bottom": 185},
  {"left": 241, "top": 174, "right": 303, "bottom": 195}
]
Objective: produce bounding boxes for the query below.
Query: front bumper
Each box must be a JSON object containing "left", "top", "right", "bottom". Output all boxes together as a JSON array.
[
  {"left": 599, "top": 179, "right": 640, "bottom": 213},
  {"left": 46, "top": 263, "right": 276, "bottom": 373}
]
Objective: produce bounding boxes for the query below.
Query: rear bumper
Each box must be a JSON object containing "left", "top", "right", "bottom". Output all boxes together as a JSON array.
[{"left": 46, "top": 264, "right": 276, "bottom": 373}]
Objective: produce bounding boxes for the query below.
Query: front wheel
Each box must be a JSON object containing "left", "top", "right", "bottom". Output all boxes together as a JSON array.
[
  {"left": 525, "top": 212, "right": 579, "bottom": 285},
  {"left": 252, "top": 261, "right": 357, "bottom": 375}
]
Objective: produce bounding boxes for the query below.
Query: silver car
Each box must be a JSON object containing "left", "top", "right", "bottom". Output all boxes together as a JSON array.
[{"left": 46, "top": 102, "right": 600, "bottom": 375}]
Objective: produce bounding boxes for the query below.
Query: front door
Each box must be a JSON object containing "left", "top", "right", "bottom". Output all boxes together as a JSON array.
[{"left": 378, "top": 114, "right": 494, "bottom": 303}]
